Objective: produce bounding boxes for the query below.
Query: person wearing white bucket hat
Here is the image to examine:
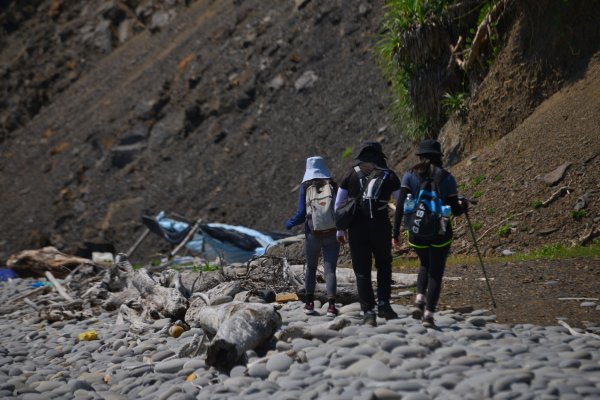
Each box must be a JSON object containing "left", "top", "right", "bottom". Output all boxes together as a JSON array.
[
  {"left": 286, "top": 156, "right": 340, "bottom": 317},
  {"left": 301, "top": 156, "right": 332, "bottom": 182}
]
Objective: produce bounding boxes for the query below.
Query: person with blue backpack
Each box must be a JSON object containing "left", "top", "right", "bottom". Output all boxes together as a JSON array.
[
  {"left": 286, "top": 156, "right": 340, "bottom": 317},
  {"left": 392, "top": 139, "right": 468, "bottom": 328}
]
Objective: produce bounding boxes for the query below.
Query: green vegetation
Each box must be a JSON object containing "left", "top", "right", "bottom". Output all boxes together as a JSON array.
[
  {"left": 375, "top": 0, "right": 503, "bottom": 141},
  {"left": 341, "top": 146, "right": 353, "bottom": 159},
  {"left": 529, "top": 244, "right": 564, "bottom": 259},
  {"left": 375, "top": 0, "right": 449, "bottom": 141},
  {"left": 473, "top": 190, "right": 483, "bottom": 199},
  {"left": 170, "top": 260, "right": 219, "bottom": 272},
  {"left": 570, "top": 209, "right": 587, "bottom": 220},
  {"left": 531, "top": 200, "right": 543, "bottom": 209},
  {"left": 392, "top": 241, "right": 600, "bottom": 270},
  {"left": 441, "top": 92, "right": 469, "bottom": 118},
  {"left": 496, "top": 224, "right": 510, "bottom": 237},
  {"left": 485, "top": 207, "right": 495, "bottom": 215},
  {"left": 472, "top": 222, "right": 483, "bottom": 231},
  {"left": 471, "top": 175, "right": 486, "bottom": 186}
]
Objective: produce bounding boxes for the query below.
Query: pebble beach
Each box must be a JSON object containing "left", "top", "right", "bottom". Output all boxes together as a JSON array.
[{"left": 1, "top": 277, "right": 600, "bottom": 400}]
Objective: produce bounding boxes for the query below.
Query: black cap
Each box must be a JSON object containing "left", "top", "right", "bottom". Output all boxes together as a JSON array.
[
  {"left": 416, "top": 139, "right": 443, "bottom": 156},
  {"left": 356, "top": 140, "right": 386, "bottom": 159}
]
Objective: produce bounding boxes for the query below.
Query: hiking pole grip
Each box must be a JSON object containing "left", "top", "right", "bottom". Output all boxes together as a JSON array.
[{"left": 464, "top": 210, "right": 497, "bottom": 308}]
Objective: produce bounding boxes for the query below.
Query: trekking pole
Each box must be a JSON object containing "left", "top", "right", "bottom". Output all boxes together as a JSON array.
[{"left": 461, "top": 197, "right": 497, "bottom": 308}]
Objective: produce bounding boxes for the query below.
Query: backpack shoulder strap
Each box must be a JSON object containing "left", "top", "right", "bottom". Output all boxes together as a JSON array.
[
  {"left": 354, "top": 165, "right": 366, "bottom": 190},
  {"left": 431, "top": 167, "right": 449, "bottom": 197},
  {"left": 432, "top": 167, "right": 449, "bottom": 186}
]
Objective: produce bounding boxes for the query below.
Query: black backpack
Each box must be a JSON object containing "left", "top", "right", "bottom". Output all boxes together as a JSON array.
[
  {"left": 357, "top": 166, "right": 390, "bottom": 219},
  {"left": 334, "top": 165, "right": 389, "bottom": 230},
  {"left": 406, "top": 167, "right": 448, "bottom": 242}
]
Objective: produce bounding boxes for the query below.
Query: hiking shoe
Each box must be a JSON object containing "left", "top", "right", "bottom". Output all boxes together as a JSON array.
[
  {"left": 304, "top": 302, "right": 315, "bottom": 315},
  {"left": 422, "top": 315, "right": 436, "bottom": 329},
  {"left": 377, "top": 302, "right": 398, "bottom": 320},
  {"left": 362, "top": 310, "right": 377, "bottom": 327},
  {"left": 411, "top": 301, "right": 425, "bottom": 320},
  {"left": 326, "top": 303, "right": 339, "bottom": 317}
]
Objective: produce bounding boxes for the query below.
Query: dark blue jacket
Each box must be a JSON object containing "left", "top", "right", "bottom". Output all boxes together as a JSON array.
[{"left": 285, "top": 184, "right": 309, "bottom": 234}]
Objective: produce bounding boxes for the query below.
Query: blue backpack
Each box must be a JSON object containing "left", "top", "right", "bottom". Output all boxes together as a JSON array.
[{"left": 406, "top": 167, "right": 448, "bottom": 242}]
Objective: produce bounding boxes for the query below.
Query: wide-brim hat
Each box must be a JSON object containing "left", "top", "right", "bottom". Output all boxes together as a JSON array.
[
  {"left": 416, "top": 139, "right": 443, "bottom": 156},
  {"left": 356, "top": 140, "right": 386, "bottom": 159},
  {"left": 302, "top": 156, "right": 331, "bottom": 183}
]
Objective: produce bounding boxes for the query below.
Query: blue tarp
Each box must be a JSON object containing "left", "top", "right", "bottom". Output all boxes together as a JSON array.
[
  {"left": 154, "top": 212, "right": 279, "bottom": 264},
  {"left": 0, "top": 268, "right": 17, "bottom": 281}
]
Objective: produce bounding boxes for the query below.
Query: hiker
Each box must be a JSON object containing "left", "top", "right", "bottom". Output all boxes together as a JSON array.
[
  {"left": 335, "top": 140, "right": 401, "bottom": 326},
  {"left": 285, "top": 156, "right": 340, "bottom": 317},
  {"left": 392, "top": 139, "right": 468, "bottom": 328}
]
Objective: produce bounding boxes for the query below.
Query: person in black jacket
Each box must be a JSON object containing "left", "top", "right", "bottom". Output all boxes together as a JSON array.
[
  {"left": 392, "top": 139, "right": 468, "bottom": 328},
  {"left": 335, "top": 140, "right": 401, "bottom": 326}
]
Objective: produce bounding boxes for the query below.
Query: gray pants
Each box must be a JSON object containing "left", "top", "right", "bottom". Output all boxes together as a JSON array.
[{"left": 305, "top": 233, "right": 340, "bottom": 297}]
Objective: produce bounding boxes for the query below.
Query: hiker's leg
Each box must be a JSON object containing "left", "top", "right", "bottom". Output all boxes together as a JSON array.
[
  {"left": 321, "top": 234, "right": 340, "bottom": 298},
  {"left": 425, "top": 244, "right": 451, "bottom": 312},
  {"left": 372, "top": 222, "right": 392, "bottom": 303},
  {"left": 349, "top": 225, "right": 375, "bottom": 311},
  {"left": 414, "top": 246, "right": 430, "bottom": 299},
  {"left": 304, "top": 233, "right": 321, "bottom": 296}
]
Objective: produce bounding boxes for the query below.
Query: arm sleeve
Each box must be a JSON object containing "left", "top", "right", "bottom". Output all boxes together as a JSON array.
[
  {"left": 392, "top": 186, "right": 409, "bottom": 239},
  {"left": 285, "top": 185, "right": 307, "bottom": 229},
  {"left": 392, "top": 172, "right": 414, "bottom": 239},
  {"left": 445, "top": 175, "right": 466, "bottom": 216},
  {"left": 334, "top": 188, "right": 348, "bottom": 211},
  {"left": 391, "top": 189, "right": 401, "bottom": 205},
  {"left": 335, "top": 188, "right": 349, "bottom": 235}
]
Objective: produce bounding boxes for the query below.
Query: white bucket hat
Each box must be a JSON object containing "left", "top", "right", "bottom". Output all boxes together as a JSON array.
[{"left": 301, "top": 156, "right": 331, "bottom": 183}]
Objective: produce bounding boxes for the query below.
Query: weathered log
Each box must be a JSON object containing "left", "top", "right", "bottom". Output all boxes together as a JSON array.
[
  {"left": 7, "top": 246, "right": 100, "bottom": 278},
  {"left": 116, "top": 302, "right": 153, "bottom": 334},
  {"left": 103, "top": 288, "right": 140, "bottom": 311},
  {"left": 186, "top": 298, "right": 282, "bottom": 369},
  {"left": 115, "top": 253, "right": 188, "bottom": 320},
  {"left": 289, "top": 265, "right": 417, "bottom": 304},
  {"left": 45, "top": 271, "right": 74, "bottom": 302},
  {"left": 275, "top": 317, "right": 352, "bottom": 342},
  {"left": 179, "top": 270, "right": 226, "bottom": 293},
  {"left": 296, "top": 284, "right": 359, "bottom": 305},
  {"left": 205, "top": 281, "right": 244, "bottom": 303},
  {"left": 39, "top": 299, "right": 93, "bottom": 322}
]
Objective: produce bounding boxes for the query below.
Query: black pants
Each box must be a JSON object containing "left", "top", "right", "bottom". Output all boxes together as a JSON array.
[
  {"left": 414, "top": 244, "right": 451, "bottom": 313},
  {"left": 348, "top": 218, "right": 392, "bottom": 311}
]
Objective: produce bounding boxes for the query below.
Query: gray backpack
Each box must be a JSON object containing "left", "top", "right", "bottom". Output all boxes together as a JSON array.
[{"left": 305, "top": 180, "right": 337, "bottom": 233}]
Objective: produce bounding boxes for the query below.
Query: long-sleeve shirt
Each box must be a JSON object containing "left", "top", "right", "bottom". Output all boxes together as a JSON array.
[{"left": 286, "top": 184, "right": 308, "bottom": 233}]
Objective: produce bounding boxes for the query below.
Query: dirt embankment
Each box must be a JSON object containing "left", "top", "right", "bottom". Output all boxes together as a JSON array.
[{"left": 0, "top": 0, "right": 599, "bottom": 267}]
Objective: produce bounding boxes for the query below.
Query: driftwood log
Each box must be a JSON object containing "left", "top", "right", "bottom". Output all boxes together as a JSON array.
[
  {"left": 114, "top": 254, "right": 188, "bottom": 321},
  {"left": 290, "top": 265, "right": 417, "bottom": 304},
  {"left": 296, "top": 284, "right": 359, "bottom": 304},
  {"left": 7, "top": 246, "right": 101, "bottom": 278},
  {"left": 275, "top": 317, "right": 352, "bottom": 342},
  {"left": 186, "top": 296, "right": 282, "bottom": 369}
]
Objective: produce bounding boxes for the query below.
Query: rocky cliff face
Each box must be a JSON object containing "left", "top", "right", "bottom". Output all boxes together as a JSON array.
[
  {"left": 1, "top": 0, "right": 408, "bottom": 262},
  {"left": 0, "top": 0, "right": 598, "bottom": 264}
]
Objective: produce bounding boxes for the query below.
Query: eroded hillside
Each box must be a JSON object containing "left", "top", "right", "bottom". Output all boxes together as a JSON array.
[{"left": 0, "top": 0, "right": 599, "bottom": 264}]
